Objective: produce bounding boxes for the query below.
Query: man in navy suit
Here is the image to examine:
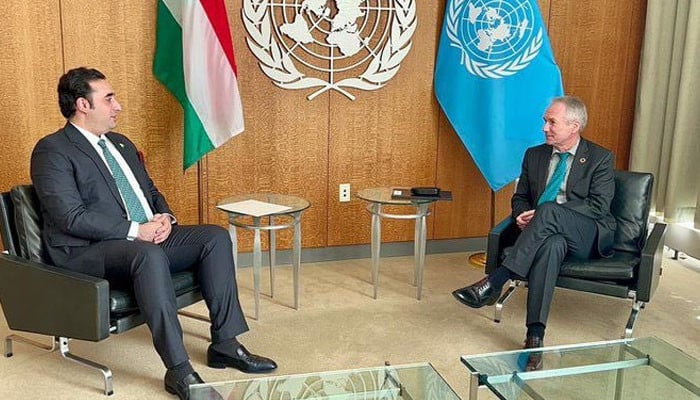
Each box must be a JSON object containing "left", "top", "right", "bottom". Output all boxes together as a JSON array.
[
  {"left": 31, "top": 67, "right": 276, "bottom": 400},
  {"left": 453, "top": 96, "right": 616, "bottom": 370}
]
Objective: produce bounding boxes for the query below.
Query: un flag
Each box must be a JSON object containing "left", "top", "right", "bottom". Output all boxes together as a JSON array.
[{"left": 434, "top": 0, "right": 563, "bottom": 191}]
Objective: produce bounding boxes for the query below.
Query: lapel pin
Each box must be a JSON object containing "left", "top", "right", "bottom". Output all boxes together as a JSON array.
[
  {"left": 579, "top": 157, "right": 586, "bottom": 164},
  {"left": 119, "top": 143, "right": 125, "bottom": 148}
]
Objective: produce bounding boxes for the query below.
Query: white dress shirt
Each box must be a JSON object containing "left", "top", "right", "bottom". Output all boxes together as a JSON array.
[
  {"left": 545, "top": 138, "right": 580, "bottom": 204},
  {"left": 72, "top": 123, "right": 154, "bottom": 239}
]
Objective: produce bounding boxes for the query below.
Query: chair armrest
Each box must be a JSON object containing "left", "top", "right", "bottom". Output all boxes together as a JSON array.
[
  {"left": 635, "top": 223, "right": 666, "bottom": 302},
  {"left": 0, "top": 253, "right": 111, "bottom": 341},
  {"left": 485, "top": 217, "right": 519, "bottom": 274}
]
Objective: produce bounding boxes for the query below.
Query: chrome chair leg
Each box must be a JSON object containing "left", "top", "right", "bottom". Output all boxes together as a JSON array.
[
  {"left": 624, "top": 300, "right": 645, "bottom": 339},
  {"left": 58, "top": 337, "right": 114, "bottom": 396},
  {"left": 494, "top": 280, "right": 519, "bottom": 323},
  {"left": 5, "top": 334, "right": 57, "bottom": 357},
  {"left": 6, "top": 335, "right": 113, "bottom": 395}
]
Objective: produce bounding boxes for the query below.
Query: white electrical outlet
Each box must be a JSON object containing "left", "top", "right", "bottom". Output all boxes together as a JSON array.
[{"left": 339, "top": 183, "right": 351, "bottom": 202}]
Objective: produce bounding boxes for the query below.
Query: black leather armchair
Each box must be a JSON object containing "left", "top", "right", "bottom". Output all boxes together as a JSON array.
[
  {"left": 0, "top": 185, "right": 205, "bottom": 396},
  {"left": 485, "top": 171, "right": 666, "bottom": 338}
]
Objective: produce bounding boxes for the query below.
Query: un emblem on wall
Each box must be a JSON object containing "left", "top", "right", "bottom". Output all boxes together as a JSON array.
[
  {"left": 243, "top": 0, "right": 417, "bottom": 101},
  {"left": 446, "top": 0, "right": 543, "bottom": 79}
]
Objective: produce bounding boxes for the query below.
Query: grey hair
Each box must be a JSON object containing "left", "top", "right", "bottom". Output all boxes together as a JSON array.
[{"left": 552, "top": 96, "right": 588, "bottom": 133}]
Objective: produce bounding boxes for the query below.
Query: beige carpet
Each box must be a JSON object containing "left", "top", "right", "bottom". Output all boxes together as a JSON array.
[{"left": 0, "top": 251, "right": 698, "bottom": 399}]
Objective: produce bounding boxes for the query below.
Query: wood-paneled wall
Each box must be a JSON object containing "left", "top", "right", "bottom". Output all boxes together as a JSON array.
[
  {"left": 0, "top": 2, "right": 64, "bottom": 190},
  {"left": 0, "top": 1, "right": 646, "bottom": 252}
]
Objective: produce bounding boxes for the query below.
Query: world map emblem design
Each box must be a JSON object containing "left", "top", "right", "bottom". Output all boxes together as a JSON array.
[
  {"left": 446, "top": 0, "right": 543, "bottom": 79},
  {"left": 242, "top": 0, "right": 417, "bottom": 100}
]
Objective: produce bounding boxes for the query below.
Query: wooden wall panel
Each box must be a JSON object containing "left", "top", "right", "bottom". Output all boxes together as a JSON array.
[
  {"left": 60, "top": 1, "right": 200, "bottom": 224},
  {"left": 0, "top": 0, "right": 647, "bottom": 252},
  {"left": 0, "top": 2, "right": 64, "bottom": 192},
  {"left": 493, "top": 182, "right": 516, "bottom": 224},
  {"left": 615, "top": 1, "right": 647, "bottom": 168},
  {"left": 434, "top": 114, "right": 492, "bottom": 239},
  {"left": 549, "top": 0, "right": 646, "bottom": 170},
  {"left": 327, "top": 3, "right": 440, "bottom": 246},
  {"left": 202, "top": 0, "right": 330, "bottom": 251}
]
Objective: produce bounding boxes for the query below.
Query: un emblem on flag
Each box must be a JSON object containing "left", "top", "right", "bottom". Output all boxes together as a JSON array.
[
  {"left": 242, "top": 0, "right": 416, "bottom": 101},
  {"left": 445, "top": 0, "right": 543, "bottom": 79}
]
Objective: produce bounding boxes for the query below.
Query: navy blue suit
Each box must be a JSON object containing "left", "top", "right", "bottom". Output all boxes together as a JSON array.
[{"left": 31, "top": 123, "right": 248, "bottom": 368}]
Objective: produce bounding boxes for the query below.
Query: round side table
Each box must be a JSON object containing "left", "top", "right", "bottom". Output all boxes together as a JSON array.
[
  {"left": 218, "top": 194, "right": 310, "bottom": 320},
  {"left": 356, "top": 188, "right": 440, "bottom": 300}
]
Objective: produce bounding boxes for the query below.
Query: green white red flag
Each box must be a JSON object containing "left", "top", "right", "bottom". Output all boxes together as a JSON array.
[{"left": 154, "top": 0, "right": 244, "bottom": 170}]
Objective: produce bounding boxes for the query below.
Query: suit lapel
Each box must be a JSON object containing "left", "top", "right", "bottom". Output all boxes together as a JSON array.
[
  {"left": 63, "top": 124, "right": 125, "bottom": 211},
  {"left": 566, "top": 138, "right": 590, "bottom": 193},
  {"left": 535, "top": 145, "right": 553, "bottom": 198}
]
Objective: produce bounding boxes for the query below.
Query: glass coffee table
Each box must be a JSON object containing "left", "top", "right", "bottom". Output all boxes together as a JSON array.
[
  {"left": 462, "top": 337, "right": 700, "bottom": 399},
  {"left": 190, "top": 362, "right": 459, "bottom": 399}
]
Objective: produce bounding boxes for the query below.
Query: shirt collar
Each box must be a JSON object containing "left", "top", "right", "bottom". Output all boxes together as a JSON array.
[
  {"left": 70, "top": 122, "right": 109, "bottom": 147},
  {"left": 552, "top": 137, "right": 580, "bottom": 157}
]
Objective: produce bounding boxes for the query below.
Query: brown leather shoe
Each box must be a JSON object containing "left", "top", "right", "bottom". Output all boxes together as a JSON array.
[
  {"left": 452, "top": 277, "right": 500, "bottom": 308},
  {"left": 524, "top": 336, "right": 543, "bottom": 371}
]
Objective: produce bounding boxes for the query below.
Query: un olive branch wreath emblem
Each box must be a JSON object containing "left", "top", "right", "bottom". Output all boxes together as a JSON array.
[
  {"left": 242, "top": 0, "right": 417, "bottom": 101},
  {"left": 446, "top": 0, "right": 543, "bottom": 79}
]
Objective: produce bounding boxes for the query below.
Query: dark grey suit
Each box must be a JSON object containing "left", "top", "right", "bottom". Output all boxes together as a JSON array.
[
  {"left": 30, "top": 123, "right": 248, "bottom": 368},
  {"left": 505, "top": 138, "right": 616, "bottom": 326}
]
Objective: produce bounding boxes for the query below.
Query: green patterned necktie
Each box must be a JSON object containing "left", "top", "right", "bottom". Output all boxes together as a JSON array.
[
  {"left": 538, "top": 152, "right": 570, "bottom": 206},
  {"left": 97, "top": 139, "right": 149, "bottom": 223}
]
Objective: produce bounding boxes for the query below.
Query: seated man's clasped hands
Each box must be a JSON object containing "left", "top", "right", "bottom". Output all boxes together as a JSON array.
[
  {"left": 453, "top": 96, "right": 616, "bottom": 371},
  {"left": 30, "top": 67, "right": 277, "bottom": 400}
]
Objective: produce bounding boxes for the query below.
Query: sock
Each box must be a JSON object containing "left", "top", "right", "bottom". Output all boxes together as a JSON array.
[
  {"left": 168, "top": 360, "right": 194, "bottom": 381},
  {"left": 210, "top": 337, "right": 241, "bottom": 356},
  {"left": 526, "top": 323, "right": 546, "bottom": 339},
  {"left": 487, "top": 266, "right": 512, "bottom": 291}
]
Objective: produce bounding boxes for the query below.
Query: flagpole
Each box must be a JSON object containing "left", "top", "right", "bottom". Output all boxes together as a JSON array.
[
  {"left": 197, "top": 157, "right": 206, "bottom": 224},
  {"left": 468, "top": 188, "right": 495, "bottom": 269}
]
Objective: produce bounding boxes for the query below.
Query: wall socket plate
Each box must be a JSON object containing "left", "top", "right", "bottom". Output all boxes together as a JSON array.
[{"left": 339, "top": 183, "right": 351, "bottom": 202}]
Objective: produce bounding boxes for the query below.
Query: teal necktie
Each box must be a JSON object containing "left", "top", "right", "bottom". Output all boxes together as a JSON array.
[
  {"left": 97, "top": 139, "right": 149, "bottom": 223},
  {"left": 538, "top": 152, "right": 570, "bottom": 206}
]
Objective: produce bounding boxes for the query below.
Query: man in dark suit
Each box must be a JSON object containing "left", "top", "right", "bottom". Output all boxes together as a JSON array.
[
  {"left": 452, "top": 96, "right": 616, "bottom": 370},
  {"left": 31, "top": 67, "right": 276, "bottom": 400}
]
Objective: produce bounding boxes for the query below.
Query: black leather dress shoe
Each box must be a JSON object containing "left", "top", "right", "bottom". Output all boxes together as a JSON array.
[
  {"left": 164, "top": 371, "right": 222, "bottom": 400},
  {"left": 452, "top": 277, "right": 500, "bottom": 308},
  {"left": 524, "top": 336, "right": 544, "bottom": 371},
  {"left": 207, "top": 344, "right": 277, "bottom": 373}
]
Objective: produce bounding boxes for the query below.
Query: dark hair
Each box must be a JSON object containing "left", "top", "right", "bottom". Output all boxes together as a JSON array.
[{"left": 57, "top": 67, "right": 106, "bottom": 119}]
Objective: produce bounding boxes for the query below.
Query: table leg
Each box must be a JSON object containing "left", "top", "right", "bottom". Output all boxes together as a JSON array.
[
  {"left": 268, "top": 215, "right": 276, "bottom": 298},
  {"left": 228, "top": 224, "right": 238, "bottom": 275},
  {"left": 253, "top": 217, "right": 262, "bottom": 320},
  {"left": 469, "top": 370, "right": 480, "bottom": 400},
  {"left": 293, "top": 212, "right": 302, "bottom": 310},
  {"left": 371, "top": 203, "right": 382, "bottom": 299},
  {"left": 614, "top": 344, "right": 628, "bottom": 400},
  {"left": 415, "top": 203, "right": 428, "bottom": 300},
  {"left": 413, "top": 212, "right": 420, "bottom": 287}
]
